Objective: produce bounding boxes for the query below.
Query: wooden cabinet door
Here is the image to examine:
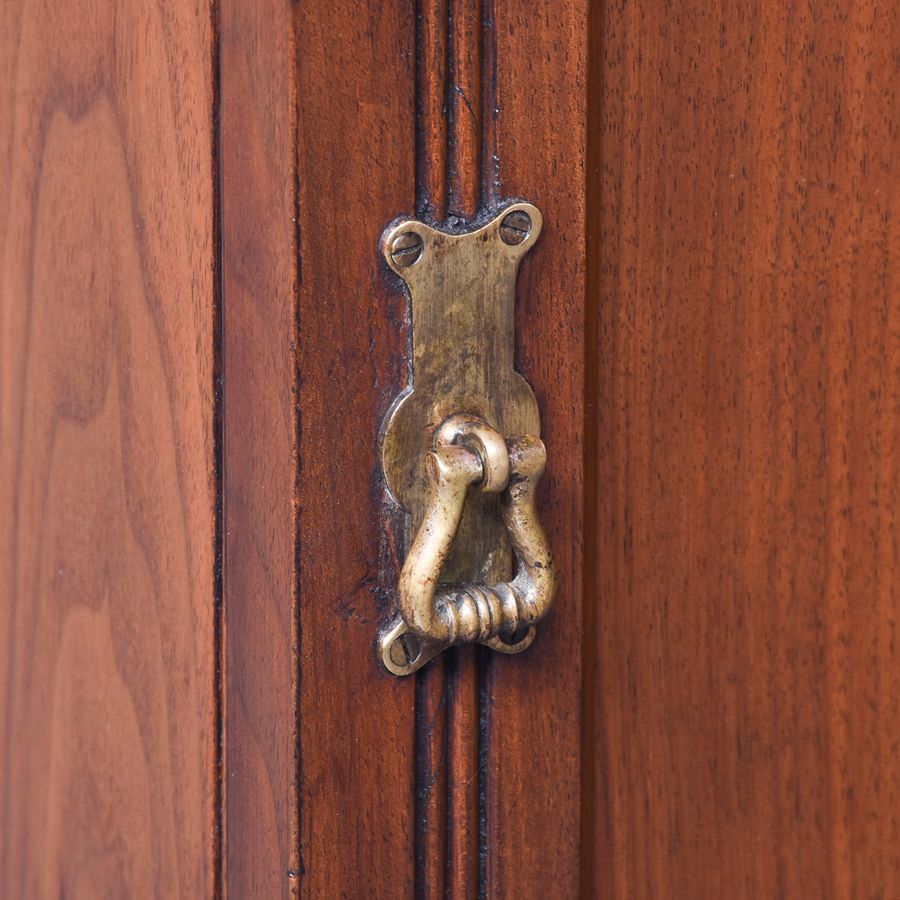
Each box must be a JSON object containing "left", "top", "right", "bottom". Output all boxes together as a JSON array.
[{"left": 3, "top": 2, "right": 900, "bottom": 898}]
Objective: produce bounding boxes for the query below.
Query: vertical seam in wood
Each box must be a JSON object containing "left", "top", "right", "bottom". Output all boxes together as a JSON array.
[
  {"left": 414, "top": 4, "right": 451, "bottom": 898},
  {"left": 291, "top": 0, "right": 303, "bottom": 893},
  {"left": 444, "top": 0, "right": 456, "bottom": 219},
  {"left": 446, "top": 0, "right": 482, "bottom": 889},
  {"left": 442, "top": 649, "right": 456, "bottom": 900},
  {"left": 477, "top": 649, "right": 490, "bottom": 900},
  {"left": 210, "top": 1, "right": 225, "bottom": 896},
  {"left": 413, "top": 6, "right": 426, "bottom": 890},
  {"left": 415, "top": 0, "right": 425, "bottom": 220},
  {"left": 477, "top": 4, "right": 496, "bottom": 896}
]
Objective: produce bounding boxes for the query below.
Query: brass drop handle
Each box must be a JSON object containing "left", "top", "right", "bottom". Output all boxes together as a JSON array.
[
  {"left": 376, "top": 203, "right": 554, "bottom": 676},
  {"left": 379, "top": 415, "right": 557, "bottom": 676}
]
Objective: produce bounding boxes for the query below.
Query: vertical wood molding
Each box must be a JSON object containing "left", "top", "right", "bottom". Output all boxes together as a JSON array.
[
  {"left": 413, "top": 4, "right": 451, "bottom": 896},
  {"left": 409, "top": 1, "right": 588, "bottom": 895},
  {"left": 447, "top": 0, "right": 483, "bottom": 217},
  {"left": 295, "top": 5, "right": 418, "bottom": 898},
  {"left": 444, "top": 2, "right": 482, "bottom": 881},
  {"left": 219, "top": 0, "right": 299, "bottom": 896}
]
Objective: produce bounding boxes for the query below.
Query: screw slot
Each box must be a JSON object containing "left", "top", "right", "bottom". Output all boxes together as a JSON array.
[
  {"left": 389, "top": 632, "right": 422, "bottom": 669},
  {"left": 499, "top": 210, "right": 532, "bottom": 245},
  {"left": 389, "top": 231, "right": 424, "bottom": 267}
]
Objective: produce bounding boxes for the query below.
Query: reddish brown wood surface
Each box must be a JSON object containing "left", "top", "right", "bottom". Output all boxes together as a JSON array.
[
  {"left": 592, "top": 2, "right": 900, "bottom": 897},
  {"left": 447, "top": 0, "right": 483, "bottom": 218},
  {"left": 11, "top": 3, "right": 900, "bottom": 898},
  {"left": 295, "top": 8, "right": 418, "bottom": 898},
  {"left": 485, "top": 2, "right": 588, "bottom": 896},
  {"left": 0, "top": 1, "right": 218, "bottom": 897},
  {"left": 219, "top": 0, "right": 298, "bottom": 896}
]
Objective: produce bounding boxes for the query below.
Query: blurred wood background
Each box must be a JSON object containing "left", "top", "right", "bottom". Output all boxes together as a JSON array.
[
  {"left": 591, "top": 3, "right": 900, "bottom": 897},
  {"left": 0, "top": 1, "right": 217, "bottom": 896}
]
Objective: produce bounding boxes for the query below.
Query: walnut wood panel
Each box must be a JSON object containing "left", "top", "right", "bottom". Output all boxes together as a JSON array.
[
  {"left": 295, "top": 8, "right": 417, "bottom": 898},
  {"left": 592, "top": 2, "right": 900, "bottom": 897},
  {"left": 219, "top": 0, "right": 298, "bottom": 896},
  {"left": 484, "top": 2, "right": 588, "bottom": 896},
  {"left": 0, "top": 1, "right": 217, "bottom": 897}
]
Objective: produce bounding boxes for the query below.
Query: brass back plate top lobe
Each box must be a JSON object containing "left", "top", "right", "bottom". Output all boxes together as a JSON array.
[{"left": 379, "top": 203, "right": 543, "bottom": 586}]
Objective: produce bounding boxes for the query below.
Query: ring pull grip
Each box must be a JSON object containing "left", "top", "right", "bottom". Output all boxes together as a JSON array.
[{"left": 380, "top": 415, "right": 557, "bottom": 676}]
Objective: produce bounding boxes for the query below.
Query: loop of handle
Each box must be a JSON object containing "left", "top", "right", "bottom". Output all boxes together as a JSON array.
[{"left": 379, "top": 415, "right": 557, "bottom": 676}]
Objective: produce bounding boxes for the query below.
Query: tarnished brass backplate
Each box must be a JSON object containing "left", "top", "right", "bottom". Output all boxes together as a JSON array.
[{"left": 380, "top": 203, "right": 542, "bottom": 585}]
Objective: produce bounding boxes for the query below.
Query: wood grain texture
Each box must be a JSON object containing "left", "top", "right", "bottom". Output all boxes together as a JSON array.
[
  {"left": 0, "top": 1, "right": 217, "bottom": 897},
  {"left": 415, "top": 658, "right": 448, "bottom": 898},
  {"left": 447, "top": 0, "right": 482, "bottom": 217},
  {"left": 592, "top": 1, "right": 900, "bottom": 897},
  {"left": 485, "top": 1, "right": 588, "bottom": 896},
  {"left": 219, "top": 0, "right": 298, "bottom": 896},
  {"left": 418, "top": 0, "right": 449, "bottom": 224},
  {"left": 295, "top": 7, "right": 418, "bottom": 898}
]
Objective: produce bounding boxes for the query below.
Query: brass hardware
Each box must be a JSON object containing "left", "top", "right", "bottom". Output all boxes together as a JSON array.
[
  {"left": 380, "top": 415, "right": 556, "bottom": 676},
  {"left": 377, "top": 203, "right": 557, "bottom": 676},
  {"left": 389, "top": 231, "right": 424, "bottom": 268},
  {"left": 498, "top": 209, "right": 533, "bottom": 246}
]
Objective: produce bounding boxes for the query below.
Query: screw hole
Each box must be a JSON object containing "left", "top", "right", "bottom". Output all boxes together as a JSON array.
[{"left": 498, "top": 626, "right": 530, "bottom": 647}]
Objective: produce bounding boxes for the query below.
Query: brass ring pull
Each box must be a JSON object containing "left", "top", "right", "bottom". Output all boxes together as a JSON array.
[{"left": 379, "top": 415, "right": 557, "bottom": 676}]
